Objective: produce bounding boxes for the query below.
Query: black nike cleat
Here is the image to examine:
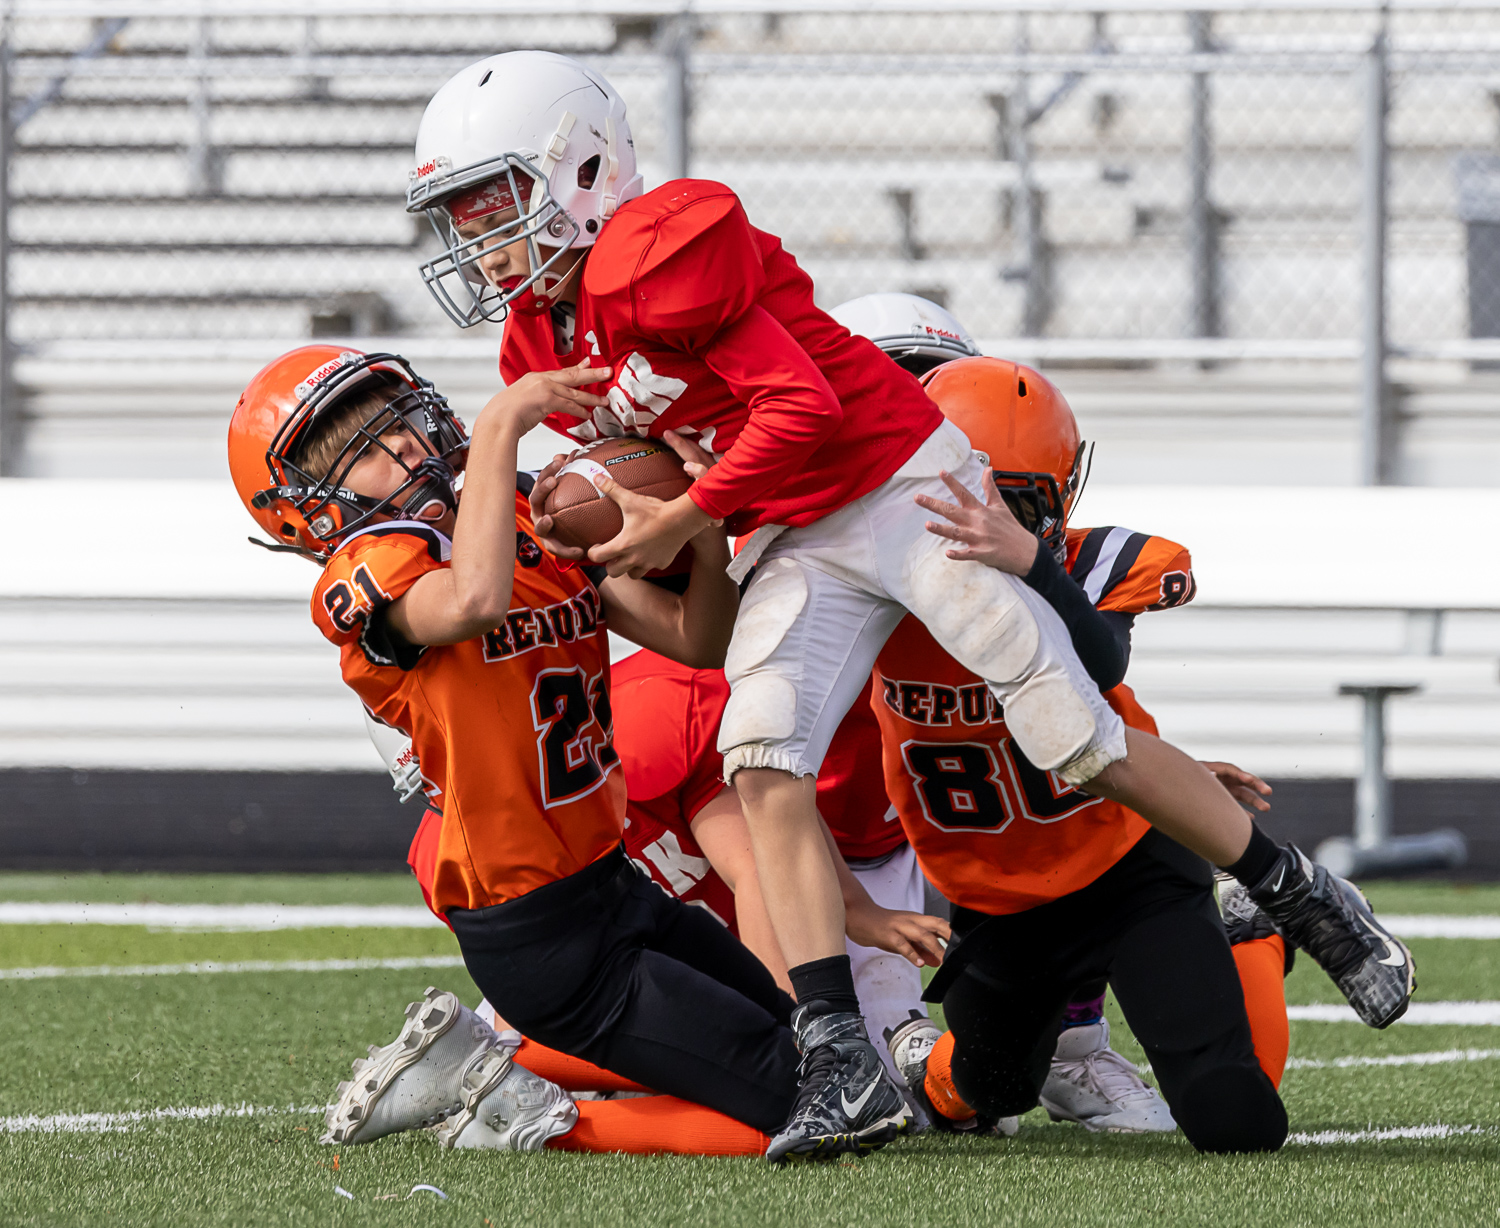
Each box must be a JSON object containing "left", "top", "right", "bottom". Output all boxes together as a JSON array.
[
  {"left": 766, "top": 1004, "right": 911, "bottom": 1163},
  {"left": 1215, "top": 873, "right": 1295, "bottom": 975},
  {"left": 1247, "top": 845, "right": 1415, "bottom": 1028}
]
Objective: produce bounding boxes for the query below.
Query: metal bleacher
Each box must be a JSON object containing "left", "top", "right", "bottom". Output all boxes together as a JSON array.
[{"left": 2, "top": 3, "right": 1498, "bottom": 791}]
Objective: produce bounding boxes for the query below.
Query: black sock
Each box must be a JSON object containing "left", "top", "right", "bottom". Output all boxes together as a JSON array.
[
  {"left": 1220, "top": 825, "right": 1284, "bottom": 888},
  {"left": 788, "top": 955, "right": 860, "bottom": 1015}
]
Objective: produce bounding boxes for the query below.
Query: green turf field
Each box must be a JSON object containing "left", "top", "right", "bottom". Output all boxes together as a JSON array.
[{"left": 2, "top": 874, "right": 1497, "bottom": 1227}]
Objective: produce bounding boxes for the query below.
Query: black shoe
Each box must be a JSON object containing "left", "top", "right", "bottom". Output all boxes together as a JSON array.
[
  {"left": 766, "top": 1004, "right": 911, "bottom": 1163},
  {"left": 884, "top": 1013, "right": 1017, "bottom": 1137},
  {"left": 1247, "top": 845, "right": 1415, "bottom": 1028},
  {"left": 1215, "top": 873, "right": 1295, "bottom": 975}
]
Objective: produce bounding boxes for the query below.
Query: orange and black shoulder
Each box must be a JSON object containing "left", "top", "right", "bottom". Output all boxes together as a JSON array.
[
  {"left": 1066, "top": 526, "right": 1195, "bottom": 614},
  {"left": 312, "top": 523, "right": 450, "bottom": 668}
]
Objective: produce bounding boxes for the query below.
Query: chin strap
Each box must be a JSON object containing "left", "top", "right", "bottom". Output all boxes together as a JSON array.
[
  {"left": 247, "top": 536, "right": 322, "bottom": 562},
  {"left": 602, "top": 115, "right": 621, "bottom": 218}
]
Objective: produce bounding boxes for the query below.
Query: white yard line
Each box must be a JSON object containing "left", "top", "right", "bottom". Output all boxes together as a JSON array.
[
  {"left": 5, "top": 1101, "right": 1491, "bottom": 1147},
  {"left": 1380, "top": 915, "right": 1500, "bottom": 939},
  {"left": 1287, "top": 1001, "right": 1500, "bottom": 1026},
  {"left": 0, "top": 955, "right": 465, "bottom": 981},
  {"left": 0, "top": 904, "right": 1493, "bottom": 937},
  {"left": 1285, "top": 1047, "right": 1500, "bottom": 1070},
  {"left": 0, "top": 903, "right": 445, "bottom": 930},
  {"left": 1288, "top": 1124, "right": 1489, "bottom": 1145},
  {"left": 2, "top": 1103, "right": 323, "bottom": 1134}
]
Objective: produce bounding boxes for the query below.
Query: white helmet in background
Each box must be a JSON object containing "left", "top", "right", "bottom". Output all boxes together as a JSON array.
[
  {"left": 406, "top": 51, "right": 645, "bottom": 327},
  {"left": 829, "top": 292, "right": 981, "bottom": 375}
]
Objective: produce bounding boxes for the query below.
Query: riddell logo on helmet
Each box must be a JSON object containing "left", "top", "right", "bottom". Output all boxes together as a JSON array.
[
  {"left": 924, "top": 325, "right": 963, "bottom": 341},
  {"left": 293, "top": 352, "right": 361, "bottom": 402},
  {"left": 411, "top": 156, "right": 451, "bottom": 180}
]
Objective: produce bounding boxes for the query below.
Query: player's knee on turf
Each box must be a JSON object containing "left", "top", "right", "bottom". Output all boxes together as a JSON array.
[{"left": 1169, "top": 1063, "right": 1287, "bottom": 1154}]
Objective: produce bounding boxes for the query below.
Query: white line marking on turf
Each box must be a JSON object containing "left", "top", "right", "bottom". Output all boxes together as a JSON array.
[
  {"left": 0, "top": 903, "right": 445, "bottom": 930},
  {"left": 1380, "top": 915, "right": 1500, "bottom": 939},
  {"left": 2, "top": 1103, "right": 323, "bottom": 1134},
  {"left": 1288, "top": 1001, "right": 1500, "bottom": 1026},
  {"left": 1285, "top": 1047, "right": 1500, "bottom": 1070},
  {"left": 1288, "top": 1124, "right": 1488, "bottom": 1145},
  {"left": 0, "top": 955, "right": 465, "bottom": 981},
  {"left": 5, "top": 904, "right": 1492, "bottom": 937}
]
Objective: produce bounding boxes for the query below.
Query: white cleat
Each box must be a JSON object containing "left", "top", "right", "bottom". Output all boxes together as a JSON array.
[
  {"left": 322, "top": 987, "right": 501, "bottom": 1145},
  {"left": 433, "top": 1045, "right": 579, "bottom": 1152},
  {"left": 1040, "top": 1020, "right": 1177, "bottom": 1134}
]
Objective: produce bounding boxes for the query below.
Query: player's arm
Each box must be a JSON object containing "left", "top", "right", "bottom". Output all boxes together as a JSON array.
[
  {"left": 818, "top": 817, "right": 950, "bottom": 968},
  {"left": 596, "top": 521, "right": 738, "bottom": 668},
  {"left": 387, "top": 362, "right": 610, "bottom": 646},
  {"left": 588, "top": 306, "right": 845, "bottom": 577},
  {"left": 917, "top": 470, "right": 1131, "bottom": 690}
]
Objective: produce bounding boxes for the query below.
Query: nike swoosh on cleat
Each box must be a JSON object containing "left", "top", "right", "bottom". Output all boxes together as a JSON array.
[
  {"left": 1361, "top": 915, "right": 1406, "bottom": 967},
  {"left": 840, "top": 1081, "right": 878, "bottom": 1120}
]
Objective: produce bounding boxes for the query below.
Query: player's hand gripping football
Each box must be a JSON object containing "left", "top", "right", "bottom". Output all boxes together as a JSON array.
[
  {"left": 1201, "top": 761, "right": 1273, "bottom": 812},
  {"left": 583, "top": 428, "right": 724, "bottom": 578},
  {"left": 844, "top": 897, "right": 950, "bottom": 969},
  {"left": 916, "top": 470, "right": 1041, "bottom": 575},
  {"left": 529, "top": 426, "right": 721, "bottom": 566}
]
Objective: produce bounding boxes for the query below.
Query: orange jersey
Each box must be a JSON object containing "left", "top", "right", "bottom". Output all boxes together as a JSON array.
[
  {"left": 311, "top": 501, "right": 626, "bottom": 912},
  {"left": 872, "top": 526, "right": 1193, "bottom": 915}
]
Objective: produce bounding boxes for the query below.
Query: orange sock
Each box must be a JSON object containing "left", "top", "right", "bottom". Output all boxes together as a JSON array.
[
  {"left": 1233, "top": 935, "right": 1290, "bottom": 1089},
  {"left": 513, "top": 1040, "right": 653, "bottom": 1095},
  {"left": 923, "top": 1030, "right": 978, "bottom": 1124},
  {"left": 545, "top": 1096, "right": 770, "bottom": 1156}
]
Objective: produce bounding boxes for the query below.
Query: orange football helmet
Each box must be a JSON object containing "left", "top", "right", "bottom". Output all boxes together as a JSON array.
[
  {"left": 228, "top": 346, "right": 468, "bottom": 560},
  {"left": 920, "top": 356, "right": 1088, "bottom": 561}
]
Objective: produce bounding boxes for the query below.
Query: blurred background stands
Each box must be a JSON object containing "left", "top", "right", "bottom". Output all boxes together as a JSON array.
[{"left": 0, "top": 2, "right": 1496, "bottom": 871}]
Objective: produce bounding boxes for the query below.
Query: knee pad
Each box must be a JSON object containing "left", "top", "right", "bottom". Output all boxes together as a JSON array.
[
  {"left": 1002, "top": 674, "right": 1101, "bottom": 777},
  {"left": 903, "top": 540, "right": 1040, "bottom": 685},
  {"left": 718, "top": 674, "right": 799, "bottom": 756},
  {"left": 724, "top": 557, "right": 807, "bottom": 682},
  {"left": 1172, "top": 1063, "right": 1287, "bottom": 1154}
]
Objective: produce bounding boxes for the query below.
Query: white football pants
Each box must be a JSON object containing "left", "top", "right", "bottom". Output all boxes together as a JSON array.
[{"left": 719, "top": 419, "right": 1126, "bottom": 788}]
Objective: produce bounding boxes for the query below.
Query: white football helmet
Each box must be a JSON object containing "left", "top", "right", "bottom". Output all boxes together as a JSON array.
[
  {"left": 829, "top": 292, "right": 981, "bottom": 375},
  {"left": 406, "top": 51, "right": 645, "bottom": 327}
]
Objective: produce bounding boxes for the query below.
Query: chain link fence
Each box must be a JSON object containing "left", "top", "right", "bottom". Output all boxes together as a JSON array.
[{"left": 3, "top": 2, "right": 1500, "bottom": 475}]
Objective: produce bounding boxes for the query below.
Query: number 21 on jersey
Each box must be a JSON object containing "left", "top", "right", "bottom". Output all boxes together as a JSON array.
[{"left": 530, "top": 666, "right": 619, "bottom": 809}]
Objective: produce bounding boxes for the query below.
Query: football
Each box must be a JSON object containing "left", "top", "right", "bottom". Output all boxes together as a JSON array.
[{"left": 542, "top": 436, "right": 693, "bottom": 550}]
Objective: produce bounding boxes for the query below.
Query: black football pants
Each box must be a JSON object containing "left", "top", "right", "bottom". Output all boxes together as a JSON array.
[
  {"left": 932, "top": 830, "right": 1287, "bottom": 1153},
  {"left": 448, "top": 843, "right": 798, "bottom": 1134}
]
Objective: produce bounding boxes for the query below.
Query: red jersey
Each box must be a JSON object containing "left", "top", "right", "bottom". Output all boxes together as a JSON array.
[
  {"left": 612, "top": 649, "right": 737, "bottom": 931},
  {"left": 311, "top": 503, "right": 625, "bottom": 912},
  {"left": 817, "top": 698, "right": 907, "bottom": 861},
  {"left": 502, "top": 180, "right": 944, "bottom": 534},
  {"left": 872, "top": 527, "right": 1194, "bottom": 915}
]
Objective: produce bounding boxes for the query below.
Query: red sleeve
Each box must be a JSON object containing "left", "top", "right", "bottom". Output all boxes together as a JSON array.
[
  {"left": 686, "top": 305, "right": 844, "bottom": 520},
  {"left": 596, "top": 183, "right": 846, "bottom": 521},
  {"left": 595, "top": 183, "right": 764, "bottom": 348}
]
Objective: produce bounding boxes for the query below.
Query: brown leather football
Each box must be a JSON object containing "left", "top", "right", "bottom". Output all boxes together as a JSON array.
[{"left": 542, "top": 436, "right": 692, "bottom": 551}]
